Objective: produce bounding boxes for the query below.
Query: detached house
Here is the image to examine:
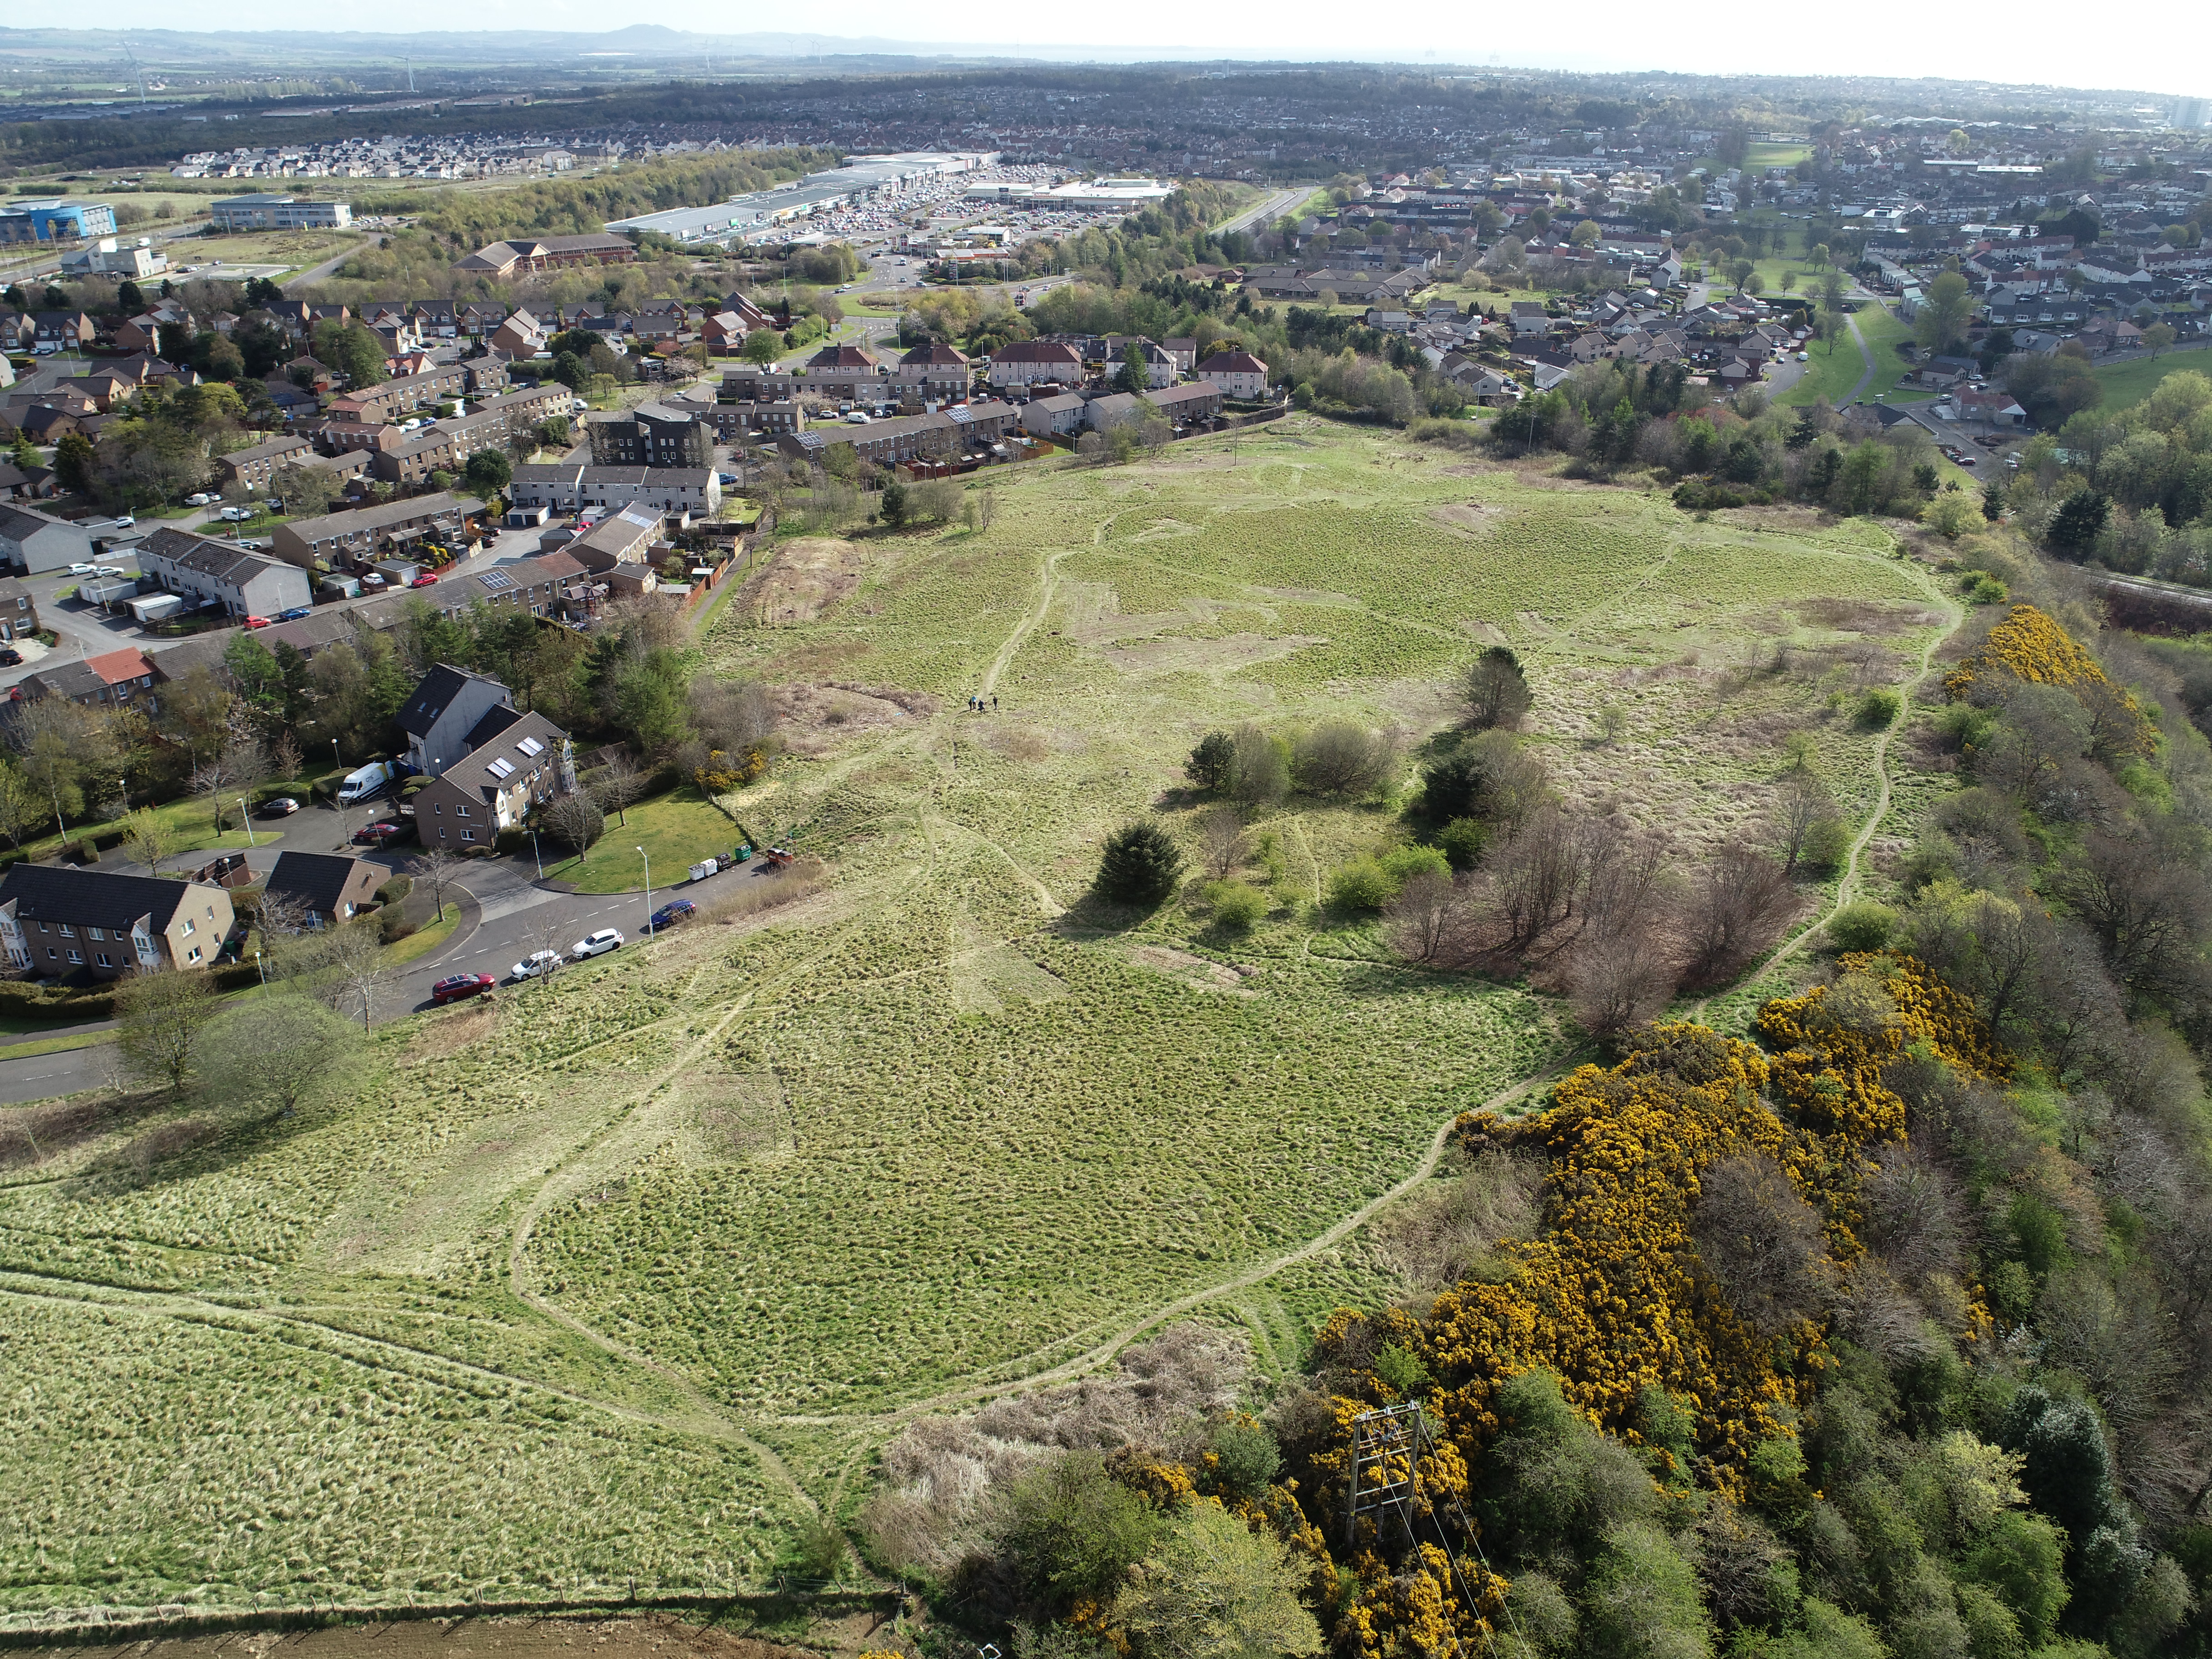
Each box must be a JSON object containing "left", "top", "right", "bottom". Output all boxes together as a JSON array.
[
  {"left": 261, "top": 850, "right": 385, "bottom": 929},
  {"left": 396, "top": 664, "right": 515, "bottom": 779},
  {"left": 1195, "top": 351, "right": 1271, "bottom": 400},
  {"left": 0, "top": 864, "right": 235, "bottom": 977}
]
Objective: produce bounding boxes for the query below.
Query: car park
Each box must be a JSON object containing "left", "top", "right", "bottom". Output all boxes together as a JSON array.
[
  {"left": 260, "top": 796, "right": 300, "bottom": 816},
  {"left": 571, "top": 928, "right": 623, "bottom": 959},
  {"left": 352, "top": 820, "right": 406, "bottom": 845},
  {"left": 650, "top": 899, "right": 697, "bottom": 930},
  {"left": 431, "top": 973, "right": 497, "bottom": 1005},
  {"left": 510, "top": 950, "right": 562, "bottom": 980}
]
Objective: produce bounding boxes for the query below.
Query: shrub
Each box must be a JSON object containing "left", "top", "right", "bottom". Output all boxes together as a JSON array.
[
  {"left": 1921, "top": 491, "right": 1981, "bottom": 539},
  {"left": 373, "top": 875, "right": 412, "bottom": 907},
  {"left": 1094, "top": 820, "right": 1184, "bottom": 907},
  {"left": 1377, "top": 844, "right": 1451, "bottom": 888},
  {"left": 1327, "top": 858, "right": 1394, "bottom": 912},
  {"left": 997, "top": 1448, "right": 1163, "bottom": 1611},
  {"left": 1966, "top": 573, "right": 2010, "bottom": 604},
  {"left": 1855, "top": 688, "right": 1901, "bottom": 729},
  {"left": 1206, "top": 880, "right": 1267, "bottom": 930},
  {"left": 378, "top": 908, "right": 417, "bottom": 944},
  {"left": 1438, "top": 817, "right": 1487, "bottom": 870},
  {"left": 1799, "top": 818, "right": 1851, "bottom": 872},
  {"left": 1291, "top": 720, "right": 1396, "bottom": 798},
  {"left": 1205, "top": 1417, "right": 1282, "bottom": 1499},
  {"left": 1825, "top": 901, "right": 1897, "bottom": 954}
]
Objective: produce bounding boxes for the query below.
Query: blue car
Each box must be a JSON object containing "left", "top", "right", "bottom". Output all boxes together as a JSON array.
[
  {"left": 649, "top": 899, "right": 697, "bottom": 930},
  {"left": 277, "top": 606, "right": 312, "bottom": 621}
]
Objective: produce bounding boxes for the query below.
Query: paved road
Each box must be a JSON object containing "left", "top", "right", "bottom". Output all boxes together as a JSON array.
[
  {"left": 1217, "top": 187, "right": 1309, "bottom": 237},
  {"left": 0, "top": 819, "right": 793, "bottom": 1105}
]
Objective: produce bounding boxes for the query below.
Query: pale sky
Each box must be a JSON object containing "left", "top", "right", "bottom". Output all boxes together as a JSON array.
[{"left": 108, "top": 0, "right": 2211, "bottom": 104}]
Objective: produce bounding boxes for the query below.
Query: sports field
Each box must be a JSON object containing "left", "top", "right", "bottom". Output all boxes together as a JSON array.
[{"left": 0, "top": 419, "right": 1952, "bottom": 1627}]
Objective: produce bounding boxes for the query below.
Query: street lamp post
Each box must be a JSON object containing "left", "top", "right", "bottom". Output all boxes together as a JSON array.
[
  {"left": 638, "top": 846, "right": 652, "bottom": 938},
  {"left": 239, "top": 797, "right": 255, "bottom": 848},
  {"left": 332, "top": 738, "right": 347, "bottom": 845},
  {"left": 531, "top": 826, "right": 543, "bottom": 880}
]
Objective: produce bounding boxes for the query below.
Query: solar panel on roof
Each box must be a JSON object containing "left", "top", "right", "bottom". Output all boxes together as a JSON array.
[
  {"left": 516, "top": 735, "right": 546, "bottom": 757},
  {"left": 478, "top": 569, "right": 514, "bottom": 590},
  {"left": 486, "top": 757, "right": 515, "bottom": 779}
]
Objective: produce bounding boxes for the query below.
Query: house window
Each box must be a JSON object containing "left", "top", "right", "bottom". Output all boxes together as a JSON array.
[
  {"left": 462, "top": 829, "right": 474, "bottom": 842},
  {"left": 187, "top": 947, "right": 201, "bottom": 963},
  {"left": 96, "top": 953, "right": 111, "bottom": 969},
  {"left": 457, "top": 805, "right": 470, "bottom": 817},
  {"left": 46, "top": 948, "right": 56, "bottom": 960},
  {"left": 180, "top": 919, "right": 193, "bottom": 936},
  {"left": 67, "top": 950, "right": 81, "bottom": 964},
  {"left": 88, "top": 927, "right": 103, "bottom": 940},
  {"left": 437, "top": 826, "right": 446, "bottom": 840},
  {"left": 58, "top": 924, "right": 73, "bottom": 937}
]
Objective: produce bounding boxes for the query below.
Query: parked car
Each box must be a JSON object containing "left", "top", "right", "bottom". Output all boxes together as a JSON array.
[
  {"left": 186, "top": 493, "right": 216, "bottom": 507},
  {"left": 111, "top": 515, "right": 135, "bottom": 530},
  {"left": 352, "top": 820, "right": 405, "bottom": 845},
  {"left": 510, "top": 950, "right": 562, "bottom": 980},
  {"left": 408, "top": 573, "right": 439, "bottom": 588},
  {"left": 359, "top": 572, "right": 388, "bottom": 591},
  {"left": 0, "top": 649, "right": 20, "bottom": 668},
  {"left": 91, "top": 564, "right": 124, "bottom": 578},
  {"left": 242, "top": 615, "right": 270, "bottom": 630},
  {"left": 277, "top": 606, "right": 312, "bottom": 621},
  {"left": 571, "top": 927, "right": 623, "bottom": 959},
  {"left": 67, "top": 562, "right": 96, "bottom": 576},
  {"left": 260, "top": 796, "right": 301, "bottom": 817},
  {"left": 431, "top": 972, "right": 497, "bottom": 1005},
  {"left": 219, "top": 506, "right": 253, "bottom": 522},
  {"left": 650, "top": 899, "right": 697, "bottom": 930}
]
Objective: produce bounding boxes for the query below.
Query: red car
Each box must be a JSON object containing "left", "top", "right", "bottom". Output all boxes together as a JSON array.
[
  {"left": 409, "top": 573, "right": 440, "bottom": 588},
  {"left": 431, "top": 972, "right": 496, "bottom": 1005},
  {"left": 242, "top": 615, "right": 270, "bottom": 629},
  {"left": 352, "top": 821, "right": 405, "bottom": 845}
]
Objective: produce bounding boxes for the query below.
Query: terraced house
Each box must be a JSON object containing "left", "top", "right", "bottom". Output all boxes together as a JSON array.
[
  {"left": 367, "top": 385, "right": 573, "bottom": 485},
  {"left": 0, "top": 865, "right": 235, "bottom": 977}
]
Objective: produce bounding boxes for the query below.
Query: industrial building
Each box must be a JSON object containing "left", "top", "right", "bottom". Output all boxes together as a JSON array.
[
  {"left": 207, "top": 194, "right": 354, "bottom": 231},
  {"left": 0, "top": 200, "right": 117, "bottom": 244},
  {"left": 605, "top": 151, "right": 998, "bottom": 246}
]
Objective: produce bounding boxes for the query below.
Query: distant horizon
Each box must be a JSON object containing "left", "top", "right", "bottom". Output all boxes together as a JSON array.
[{"left": 4, "top": 10, "right": 2207, "bottom": 104}]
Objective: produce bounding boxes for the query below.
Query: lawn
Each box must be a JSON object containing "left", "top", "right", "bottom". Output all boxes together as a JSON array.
[
  {"left": 2091, "top": 347, "right": 2212, "bottom": 411},
  {"left": 538, "top": 784, "right": 739, "bottom": 894},
  {"left": 10, "top": 786, "right": 297, "bottom": 870},
  {"left": 1780, "top": 300, "right": 1912, "bottom": 407},
  {"left": 0, "top": 417, "right": 1957, "bottom": 1624}
]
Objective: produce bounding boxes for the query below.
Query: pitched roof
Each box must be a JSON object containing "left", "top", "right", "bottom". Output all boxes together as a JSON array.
[
  {"left": 807, "top": 344, "right": 880, "bottom": 370},
  {"left": 0, "top": 863, "right": 206, "bottom": 934},
  {"left": 85, "top": 647, "right": 154, "bottom": 687},
  {"left": 263, "top": 850, "right": 381, "bottom": 918},
  {"left": 396, "top": 664, "right": 507, "bottom": 738},
  {"left": 994, "top": 341, "right": 1084, "bottom": 364},
  {"left": 140, "top": 526, "right": 286, "bottom": 586},
  {"left": 900, "top": 342, "right": 970, "bottom": 366},
  {"left": 446, "top": 708, "right": 568, "bottom": 803},
  {"left": 1196, "top": 351, "right": 1268, "bottom": 374}
]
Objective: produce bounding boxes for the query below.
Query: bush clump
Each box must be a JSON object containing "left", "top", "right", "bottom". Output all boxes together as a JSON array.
[
  {"left": 1825, "top": 900, "right": 1898, "bottom": 953},
  {"left": 1855, "top": 687, "right": 1902, "bottom": 729},
  {"left": 1205, "top": 880, "right": 1268, "bottom": 930}
]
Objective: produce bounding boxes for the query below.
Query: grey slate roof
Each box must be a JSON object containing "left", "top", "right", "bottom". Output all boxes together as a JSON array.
[{"left": 0, "top": 863, "right": 198, "bottom": 933}]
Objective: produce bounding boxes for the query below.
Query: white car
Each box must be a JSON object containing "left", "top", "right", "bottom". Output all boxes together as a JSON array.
[
  {"left": 571, "top": 928, "right": 623, "bottom": 960},
  {"left": 68, "top": 562, "right": 96, "bottom": 576},
  {"left": 510, "top": 950, "right": 563, "bottom": 980},
  {"left": 111, "top": 515, "right": 136, "bottom": 529},
  {"left": 219, "top": 506, "right": 253, "bottom": 522},
  {"left": 91, "top": 565, "right": 125, "bottom": 578},
  {"left": 186, "top": 493, "right": 216, "bottom": 507}
]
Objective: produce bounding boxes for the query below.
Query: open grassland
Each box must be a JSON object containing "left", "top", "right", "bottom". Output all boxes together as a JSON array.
[
  {"left": 2091, "top": 345, "right": 2212, "bottom": 410},
  {"left": 0, "top": 419, "right": 1951, "bottom": 1629}
]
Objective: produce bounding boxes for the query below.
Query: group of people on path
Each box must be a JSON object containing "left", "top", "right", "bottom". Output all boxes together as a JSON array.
[{"left": 967, "top": 694, "right": 998, "bottom": 712}]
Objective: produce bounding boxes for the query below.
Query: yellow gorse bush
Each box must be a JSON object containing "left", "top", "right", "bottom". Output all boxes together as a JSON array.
[
  {"left": 1943, "top": 603, "right": 2155, "bottom": 755},
  {"left": 1294, "top": 960, "right": 2001, "bottom": 1659}
]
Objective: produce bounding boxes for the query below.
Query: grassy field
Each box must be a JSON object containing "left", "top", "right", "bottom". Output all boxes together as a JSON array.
[
  {"left": 0, "top": 419, "right": 1954, "bottom": 1625},
  {"left": 540, "top": 785, "right": 740, "bottom": 894},
  {"left": 2091, "top": 347, "right": 2212, "bottom": 410},
  {"left": 1780, "top": 302, "right": 1913, "bottom": 407}
]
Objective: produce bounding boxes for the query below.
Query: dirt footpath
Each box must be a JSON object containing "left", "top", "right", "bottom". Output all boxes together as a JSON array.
[{"left": 14, "top": 1615, "right": 828, "bottom": 1659}]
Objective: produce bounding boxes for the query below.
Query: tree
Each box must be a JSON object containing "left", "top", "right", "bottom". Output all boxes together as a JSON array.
[
  {"left": 1289, "top": 720, "right": 1395, "bottom": 798},
  {"left": 1113, "top": 1502, "right": 1322, "bottom": 1659},
  {"left": 121, "top": 807, "right": 172, "bottom": 874},
  {"left": 2046, "top": 489, "right": 2110, "bottom": 559},
  {"left": 267, "top": 460, "right": 345, "bottom": 519},
  {"left": 879, "top": 478, "right": 909, "bottom": 527},
  {"left": 405, "top": 848, "right": 464, "bottom": 922},
  {"left": 1386, "top": 868, "right": 1478, "bottom": 966},
  {"left": 1466, "top": 645, "right": 1533, "bottom": 730},
  {"left": 1198, "top": 806, "right": 1249, "bottom": 881},
  {"left": 589, "top": 752, "right": 646, "bottom": 827},
  {"left": 53, "top": 431, "right": 96, "bottom": 494},
  {"left": 1915, "top": 271, "right": 1974, "bottom": 356},
  {"left": 463, "top": 450, "right": 512, "bottom": 494},
  {"left": 0, "top": 759, "right": 47, "bottom": 850},
  {"left": 1095, "top": 820, "right": 1184, "bottom": 908},
  {"left": 1681, "top": 842, "right": 1795, "bottom": 986},
  {"left": 1691, "top": 1154, "right": 1832, "bottom": 1335},
  {"left": 998, "top": 1449, "right": 1164, "bottom": 1612},
  {"left": 544, "top": 791, "right": 604, "bottom": 854},
  {"left": 115, "top": 966, "right": 219, "bottom": 1096},
  {"left": 1185, "top": 731, "right": 1236, "bottom": 794},
  {"left": 1982, "top": 479, "right": 2008, "bottom": 522},
  {"left": 1116, "top": 341, "right": 1150, "bottom": 396},
  {"left": 196, "top": 993, "right": 361, "bottom": 1117},
  {"left": 742, "top": 329, "right": 781, "bottom": 366},
  {"left": 1228, "top": 725, "right": 1291, "bottom": 809},
  {"left": 2142, "top": 322, "right": 2176, "bottom": 357}
]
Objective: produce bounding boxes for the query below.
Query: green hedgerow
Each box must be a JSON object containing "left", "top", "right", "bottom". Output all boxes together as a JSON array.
[{"left": 1094, "top": 820, "right": 1185, "bottom": 908}]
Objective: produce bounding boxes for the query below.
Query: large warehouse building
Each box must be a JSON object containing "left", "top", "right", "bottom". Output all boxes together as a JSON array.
[{"left": 604, "top": 151, "right": 998, "bottom": 245}]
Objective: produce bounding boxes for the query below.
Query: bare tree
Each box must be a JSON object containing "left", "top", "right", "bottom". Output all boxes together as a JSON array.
[
  {"left": 1385, "top": 868, "right": 1480, "bottom": 965},
  {"left": 589, "top": 752, "right": 646, "bottom": 828},
  {"left": 544, "top": 792, "right": 604, "bottom": 854},
  {"left": 318, "top": 922, "right": 395, "bottom": 1032},
  {"left": 254, "top": 890, "right": 317, "bottom": 940},
  {"left": 1569, "top": 931, "right": 1676, "bottom": 1040},
  {"left": 1690, "top": 1154, "right": 1832, "bottom": 1336},
  {"left": 1198, "top": 806, "right": 1249, "bottom": 881},
  {"left": 191, "top": 733, "right": 271, "bottom": 832},
  {"left": 1680, "top": 843, "right": 1796, "bottom": 988},
  {"left": 406, "top": 848, "right": 464, "bottom": 922},
  {"left": 1483, "top": 804, "right": 1587, "bottom": 950},
  {"left": 121, "top": 808, "right": 172, "bottom": 875},
  {"left": 1771, "top": 772, "right": 1835, "bottom": 875}
]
